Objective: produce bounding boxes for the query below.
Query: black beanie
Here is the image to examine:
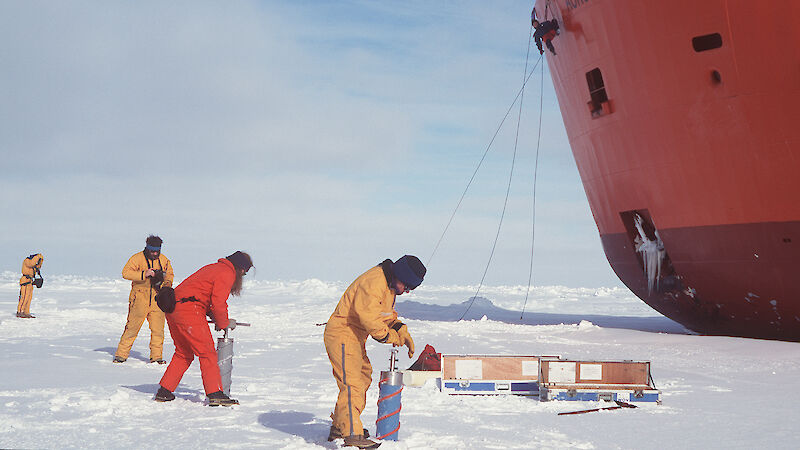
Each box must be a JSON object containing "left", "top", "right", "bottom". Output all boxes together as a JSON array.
[{"left": 393, "top": 255, "right": 426, "bottom": 289}]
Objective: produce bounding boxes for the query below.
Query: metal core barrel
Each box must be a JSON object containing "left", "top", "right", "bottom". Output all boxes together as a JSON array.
[
  {"left": 217, "top": 331, "right": 234, "bottom": 396},
  {"left": 376, "top": 369, "right": 403, "bottom": 440}
]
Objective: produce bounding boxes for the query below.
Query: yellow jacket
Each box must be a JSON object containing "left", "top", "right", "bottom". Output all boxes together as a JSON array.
[
  {"left": 325, "top": 262, "right": 399, "bottom": 343},
  {"left": 19, "top": 254, "right": 43, "bottom": 285},
  {"left": 122, "top": 251, "right": 174, "bottom": 293}
]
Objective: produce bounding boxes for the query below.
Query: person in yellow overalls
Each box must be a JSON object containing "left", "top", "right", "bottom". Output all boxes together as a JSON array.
[
  {"left": 114, "top": 235, "right": 174, "bottom": 364},
  {"left": 324, "top": 255, "right": 425, "bottom": 449},
  {"left": 17, "top": 253, "right": 44, "bottom": 318}
]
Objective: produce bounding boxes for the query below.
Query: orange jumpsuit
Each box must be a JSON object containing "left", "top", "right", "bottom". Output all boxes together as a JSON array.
[
  {"left": 160, "top": 258, "right": 234, "bottom": 395},
  {"left": 324, "top": 261, "right": 400, "bottom": 437},
  {"left": 17, "top": 254, "right": 43, "bottom": 316},
  {"left": 115, "top": 251, "right": 174, "bottom": 361}
]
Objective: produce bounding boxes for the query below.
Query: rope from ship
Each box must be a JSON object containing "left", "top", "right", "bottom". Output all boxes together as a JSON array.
[
  {"left": 544, "top": 0, "right": 553, "bottom": 20},
  {"left": 520, "top": 61, "right": 545, "bottom": 320},
  {"left": 426, "top": 53, "right": 544, "bottom": 269},
  {"left": 458, "top": 23, "right": 543, "bottom": 321}
]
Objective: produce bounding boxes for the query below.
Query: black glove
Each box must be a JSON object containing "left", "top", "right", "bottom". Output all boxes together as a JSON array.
[
  {"left": 150, "top": 269, "right": 165, "bottom": 288},
  {"left": 227, "top": 318, "right": 237, "bottom": 331},
  {"left": 539, "top": 49, "right": 544, "bottom": 55}
]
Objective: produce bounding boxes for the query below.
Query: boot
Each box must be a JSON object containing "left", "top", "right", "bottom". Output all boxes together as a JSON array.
[
  {"left": 15, "top": 312, "right": 23, "bottom": 318},
  {"left": 328, "top": 425, "right": 370, "bottom": 441},
  {"left": 207, "top": 391, "right": 239, "bottom": 407},
  {"left": 150, "top": 358, "right": 167, "bottom": 364},
  {"left": 154, "top": 386, "right": 175, "bottom": 402},
  {"left": 113, "top": 356, "right": 126, "bottom": 363},
  {"left": 343, "top": 435, "right": 381, "bottom": 449}
]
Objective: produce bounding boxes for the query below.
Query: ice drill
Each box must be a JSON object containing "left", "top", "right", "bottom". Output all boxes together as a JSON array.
[
  {"left": 213, "top": 321, "right": 250, "bottom": 396},
  {"left": 376, "top": 348, "right": 403, "bottom": 441}
]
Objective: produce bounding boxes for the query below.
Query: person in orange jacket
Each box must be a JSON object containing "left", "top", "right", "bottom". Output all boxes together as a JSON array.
[
  {"left": 154, "top": 251, "right": 253, "bottom": 407},
  {"left": 17, "top": 253, "right": 43, "bottom": 318},
  {"left": 114, "top": 235, "right": 174, "bottom": 363},
  {"left": 324, "top": 255, "right": 425, "bottom": 449}
]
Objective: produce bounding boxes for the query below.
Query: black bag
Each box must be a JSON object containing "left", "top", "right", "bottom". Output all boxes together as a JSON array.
[
  {"left": 33, "top": 277, "right": 44, "bottom": 288},
  {"left": 156, "top": 286, "right": 176, "bottom": 313}
]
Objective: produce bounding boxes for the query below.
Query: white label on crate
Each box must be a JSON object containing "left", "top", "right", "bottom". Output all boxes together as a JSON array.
[
  {"left": 548, "top": 362, "right": 576, "bottom": 383},
  {"left": 521, "top": 360, "right": 539, "bottom": 376},
  {"left": 579, "top": 363, "right": 603, "bottom": 380},
  {"left": 455, "top": 360, "right": 483, "bottom": 379}
]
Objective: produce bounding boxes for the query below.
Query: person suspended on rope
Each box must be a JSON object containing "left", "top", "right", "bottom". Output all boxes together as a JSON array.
[
  {"left": 532, "top": 18, "right": 559, "bottom": 56},
  {"left": 323, "top": 255, "right": 425, "bottom": 449}
]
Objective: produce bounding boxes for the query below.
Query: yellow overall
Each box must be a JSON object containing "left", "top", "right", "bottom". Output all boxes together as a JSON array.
[
  {"left": 114, "top": 251, "right": 174, "bottom": 361},
  {"left": 323, "top": 264, "right": 399, "bottom": 437},
  {"left": 17, "top": 254, "right": 43, "bottom": 315}
]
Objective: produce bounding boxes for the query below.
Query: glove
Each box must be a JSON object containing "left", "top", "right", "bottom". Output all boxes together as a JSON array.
[
  {"left": 539, "top": 49, "right": 544, "bottom": 55},
  {"left": 395, "top": 324, "right": 415, "bottom": 358},
  {"left": 227, "top": 318, "right": 237, "bottom": 331},
  {"left": 380, "top": 329, "right": 402, "bottom": 347}
]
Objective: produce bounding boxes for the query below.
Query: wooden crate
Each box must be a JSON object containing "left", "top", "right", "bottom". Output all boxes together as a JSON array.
[
  {"left": 538, "top": 359, "right": 661, "bottom": 403},
  {"left": 441, "top": 354, "right": 559, "bottom": 396}
]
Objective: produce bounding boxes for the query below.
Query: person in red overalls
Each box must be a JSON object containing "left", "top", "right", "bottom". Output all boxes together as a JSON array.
[{"left": 154, "top": 251, "right": 253, "bottom": 407}]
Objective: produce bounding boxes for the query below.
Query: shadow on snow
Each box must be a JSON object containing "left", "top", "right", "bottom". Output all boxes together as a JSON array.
[
  {"left": 397, "top": 297, "right": 690, "bottom": 335},
  {"left": 94, "top": 346, "right": 151, "bottom": 363},
  {"left": 258, "top": 411, "right": 337, "bottom": 448},
  {"left": 122, "top": 383, "right": 207, "bottom": 403}
]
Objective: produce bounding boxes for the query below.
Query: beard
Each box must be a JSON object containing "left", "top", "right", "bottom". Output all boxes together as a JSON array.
[{"left": 230, "top": 270, "right": 244, "bottom": 296}]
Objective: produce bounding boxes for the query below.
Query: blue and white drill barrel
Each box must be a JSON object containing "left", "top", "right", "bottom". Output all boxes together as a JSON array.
[
  {"left": 217, "top": 336, "right": 234, "bottom": 396},
  {"left": 376, "top": 370, "right": 403, "bottom": 440}
]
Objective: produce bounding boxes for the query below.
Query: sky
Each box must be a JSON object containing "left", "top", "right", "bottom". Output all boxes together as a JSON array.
[{"left": 0, "top": 1, "right": 622, "bottom": 288}]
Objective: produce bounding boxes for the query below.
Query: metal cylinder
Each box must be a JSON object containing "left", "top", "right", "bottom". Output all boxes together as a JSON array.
[
  {"left": 217, "top": 335, "right": 234, "bottom": 396},
  {"left": 376, "top": 370, "right": 403, "bottom": 441}
]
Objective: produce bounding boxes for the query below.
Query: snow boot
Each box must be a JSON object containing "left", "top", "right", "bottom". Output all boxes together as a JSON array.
[
  {"left": 150, "top": 358, "right": 167, "bottom": 364},
  {"left": 207, "top": 391, "right": 239, "bottom": 407},
  {"left": 113, "top": 356, "right": 126, "bottom": 363},
  {"left": 154, "top": 386, "right": 175, "bottom": 402},
  {"left": 328, "top": 425, "right": 370, "bottom": 441},
  {"left": 343, "top": 435, "right": 380, "bottom": 449}
]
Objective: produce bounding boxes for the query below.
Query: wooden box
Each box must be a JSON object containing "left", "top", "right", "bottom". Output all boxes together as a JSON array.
[
  {"left": 441, "top": 354, "right": 560, "bottom": 396},
  {"left": 538, "top": 359, "right": 661, "bottom": 403}
]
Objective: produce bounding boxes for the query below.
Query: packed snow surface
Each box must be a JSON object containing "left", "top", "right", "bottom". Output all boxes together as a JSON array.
[{"left": 2, "top": 272, "right": 800, "bottom": 449}]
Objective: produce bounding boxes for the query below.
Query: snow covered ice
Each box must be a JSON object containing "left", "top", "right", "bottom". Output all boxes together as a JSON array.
[{"left": 2, "top": 272, "right": 800, "bottom": 449}]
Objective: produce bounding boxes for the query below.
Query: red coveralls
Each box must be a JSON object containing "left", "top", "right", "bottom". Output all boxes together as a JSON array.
[{"left": 159, "top": 258, "right": 235, "bottom": 395}]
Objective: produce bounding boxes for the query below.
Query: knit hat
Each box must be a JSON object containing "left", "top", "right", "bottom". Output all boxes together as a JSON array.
[
  {"left": 226, "top": 251, "right": 253, "bottom": 272},
  {"left": 393, "top": 255, "right": 426, "bottom": 290}
]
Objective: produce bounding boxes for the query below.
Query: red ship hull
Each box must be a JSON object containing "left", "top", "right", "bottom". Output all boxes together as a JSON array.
[{"left": 536, "top": 0, "right": 800, "bottom": 340}]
